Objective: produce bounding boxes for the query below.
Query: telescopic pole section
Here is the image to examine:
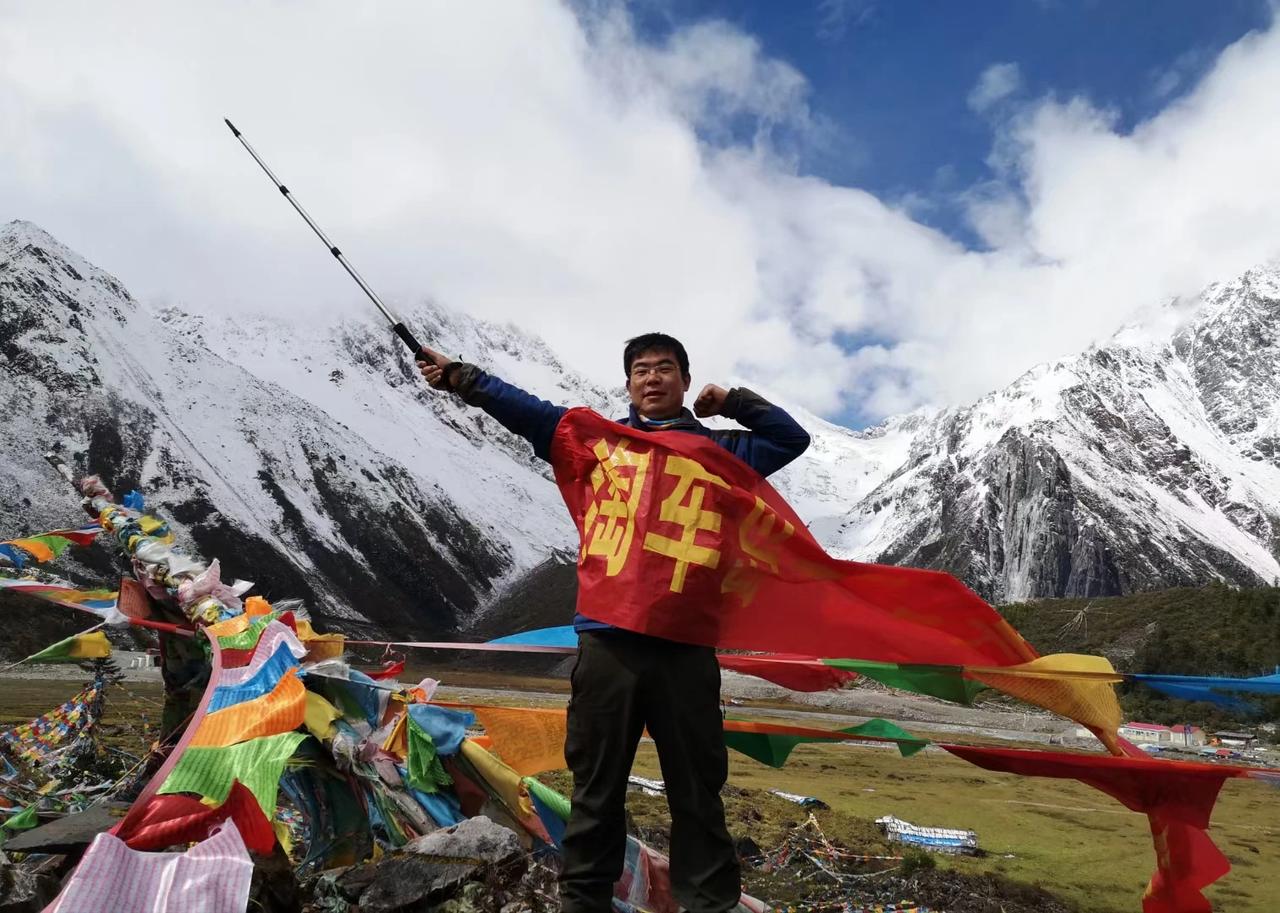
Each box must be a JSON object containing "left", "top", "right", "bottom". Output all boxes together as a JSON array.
[{"left": 222, "top": 118, "right": 427, "bottom": 358}]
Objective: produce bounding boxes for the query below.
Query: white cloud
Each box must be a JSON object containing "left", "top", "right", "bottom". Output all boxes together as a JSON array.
[
  {"left": 967, "top": 62, "right": 1022, "bottom": 113},
  {"left": 2, "top": 2, "right": 1279, "bottom": 426}
]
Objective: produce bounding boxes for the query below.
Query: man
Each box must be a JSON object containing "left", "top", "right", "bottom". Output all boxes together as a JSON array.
[{"left": 417, "top": 333, "right": 810, "bottom": 913}]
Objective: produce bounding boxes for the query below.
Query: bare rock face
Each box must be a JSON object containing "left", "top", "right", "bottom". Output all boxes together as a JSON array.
[{"left": 0, "top": 858, "right": 61, "bottom": 913}]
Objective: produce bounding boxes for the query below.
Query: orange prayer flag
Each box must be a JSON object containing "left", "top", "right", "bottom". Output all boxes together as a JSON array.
[
  {"left": 190, "top": 669, "right": 306, "bottom": 748},
  {"left": 243, "top": 595, "right": 274, "bottom": 617},
  {"left": 470, "top": 706, "right": 569, "bottom": 776}
]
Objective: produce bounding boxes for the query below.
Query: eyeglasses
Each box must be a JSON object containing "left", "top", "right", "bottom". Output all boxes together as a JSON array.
[{"left": 629, "top": 363, "right": 680, "bottom": 380}]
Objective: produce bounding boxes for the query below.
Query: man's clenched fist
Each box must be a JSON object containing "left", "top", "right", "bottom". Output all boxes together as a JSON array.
[{"left": 693, "top": 383, "right": 729, "bottom": 418}]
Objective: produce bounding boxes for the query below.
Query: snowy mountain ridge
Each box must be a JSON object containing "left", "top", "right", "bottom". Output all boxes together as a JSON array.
[{"left": 2, "top": 219, "right": 1278, "bottom": 638}]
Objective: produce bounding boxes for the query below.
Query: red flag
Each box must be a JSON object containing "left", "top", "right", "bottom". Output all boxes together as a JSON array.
[
  {"left": 550, "top": 409, "right": 1034, "bottom": 667},
  {"left": 943, "top": 745, "right": 1240, "bottom": 912},
  {"left": 367, "top": 659, "right": 406, "bottom": 681},
  {"left": 117, "top": 780, "right": 275, "bottom": 854},
  {"left": 718, "top": 653, "right": 855, "bottom": 692}
]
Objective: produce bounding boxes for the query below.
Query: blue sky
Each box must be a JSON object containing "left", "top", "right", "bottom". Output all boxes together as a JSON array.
[{"left": 634, "top": 0, "right": 1273, "bottom": 247}]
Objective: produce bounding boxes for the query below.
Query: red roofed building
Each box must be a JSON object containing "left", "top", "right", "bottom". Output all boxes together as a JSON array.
[
  {"left": 1169, "top": 724, "right": 1206, "bottom": 746},
  {"left": 1119, "top": 722, "right": 1171, "bottom": 743}
]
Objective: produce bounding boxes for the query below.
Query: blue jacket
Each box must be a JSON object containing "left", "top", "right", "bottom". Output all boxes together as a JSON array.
[{"left": 447, "top": 365, "right": 811, "bottom": 630}]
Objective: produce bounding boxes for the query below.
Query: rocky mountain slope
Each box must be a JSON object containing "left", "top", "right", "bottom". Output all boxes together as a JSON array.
[
  {"left": 0, "top": 220, "right": 599, "bottom": 636},
  {"left": 829, "top": 267, "right": 1280, "bottom": 601},
  {"left": 3, "top": 219, "right": 1279, "bottom": 637}
]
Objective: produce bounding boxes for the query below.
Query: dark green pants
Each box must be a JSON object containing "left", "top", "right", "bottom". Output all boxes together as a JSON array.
[{"left": 559, "top": 630, "right": 741, "bottom": 913}]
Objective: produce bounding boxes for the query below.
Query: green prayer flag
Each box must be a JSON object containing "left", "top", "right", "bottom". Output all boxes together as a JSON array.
[
  {"left": 723, "top": 719, "right": 928, "bottom": 769},
  {"left": 1, "top": 805, "right": 38, "bottom": 834},
  {"left": 523, "top": 776, "right": 572, "bottom": 822},
  {"left": 405, "top": 714, "right": 453, "bottom": 793},
  {"left": 26, "top": 630, "right": 112, "bottom": 663},
  {"left": 216, "top": 612, "right": 282, "bottom": 651},
  {"left": 159, "top": 730, "right": 305, "bottom": 815},
  {"left": 823, "top": 658, "right": 987, "bottom": 705}
]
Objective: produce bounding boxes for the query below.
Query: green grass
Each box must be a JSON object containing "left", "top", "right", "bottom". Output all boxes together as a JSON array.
[{"left": 623, "top": 740, "right": 1280, "bottom": 913}]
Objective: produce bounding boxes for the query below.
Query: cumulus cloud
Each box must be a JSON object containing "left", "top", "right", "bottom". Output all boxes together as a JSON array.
[
  {"left": 967, "top": 62, "right": 1022, "bottom": 113},
  {"left": 2, "top": 2, "right": 1279, "bottom": 425}
]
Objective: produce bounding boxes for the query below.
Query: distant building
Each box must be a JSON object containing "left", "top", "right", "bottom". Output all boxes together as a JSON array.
[
  {"left": 1168, "top": 724, "right": 1206, "bottom": 746},
  {"left": 1214, "top": 731, "right": 1257, "bottom": 749},
  {"left": 1119, "top": 722, "right": 1170, "bottom": 743}
]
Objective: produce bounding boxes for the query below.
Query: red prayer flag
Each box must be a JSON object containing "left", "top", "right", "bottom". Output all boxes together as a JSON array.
[
  {"left": 718, "top": 653, "right": 856, "bottom": 692},
  {"left": 942, "top": 745, "right": 1241, "bottom": 912},
  {"left": 367, "top": 659, "right": 406, "bottom": 681},
  {"left": 550, "top": 409, "right": 1035, "bottom": 667},
  {"left": 117, "top": 780, "right": 275, "bottom": 854}
]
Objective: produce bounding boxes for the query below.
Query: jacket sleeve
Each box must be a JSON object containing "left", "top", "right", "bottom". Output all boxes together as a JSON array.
[
  {"left": 721, "top": 386, "right": 811, "bottom": 477},
  {"left": 447, "top": 364, "right": 567, "bottom": 462}
]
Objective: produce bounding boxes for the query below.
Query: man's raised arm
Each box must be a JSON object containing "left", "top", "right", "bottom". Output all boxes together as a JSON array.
[
  {"left": 695, "top": 383, "right": 811, "bottom": 478},
  {"left": 418, "top": 347, "right": 566, "bottom": 462}
]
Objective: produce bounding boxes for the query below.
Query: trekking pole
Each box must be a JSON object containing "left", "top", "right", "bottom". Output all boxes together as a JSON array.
[{"left": 223, "top": 118, "right": 429, "bottom": 360}]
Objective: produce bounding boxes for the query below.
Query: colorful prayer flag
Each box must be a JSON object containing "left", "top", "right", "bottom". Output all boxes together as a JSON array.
[
  {"left": 722, "top": 718, "right": 927, "bottom": 767},
  {"left": 49, "top": 821, "right": 253, "bottom": 913},
  {"left": 942, "top": 744, "right": 1243, "bottom": 912},
  {"left": 25, "top": 629, "right": 112, "bottom": 663},
  {"left": 159, "top": 731, "right": 306, "bottom": 815},
  {"left": 118, "top": 780, "right": 275, "bottom": 854}
]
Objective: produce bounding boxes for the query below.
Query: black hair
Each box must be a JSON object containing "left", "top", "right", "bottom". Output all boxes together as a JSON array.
[{"left": 623, "top": 333, "right": 690, "bottom": 377}]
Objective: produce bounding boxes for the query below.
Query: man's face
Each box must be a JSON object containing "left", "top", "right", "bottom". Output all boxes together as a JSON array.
[{"left": 626, "top": 349, "right": 690, "bottom": 419}]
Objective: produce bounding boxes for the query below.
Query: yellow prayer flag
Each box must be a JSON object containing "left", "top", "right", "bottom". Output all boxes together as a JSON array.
[
  {"left": 244, "top": 595, "right": 274, "bottom": 617},
  {"left": 68, "top": 630, "right": 112, "bottom": 659},
  {"left": 206, "top": 613, "right": 254, "bottom": 639},
  {"left": 304, "top": 691, "right": 342, "bottom": 742},
  {"left": 459, "top": 741, "right": 535, "bottom": 818},
  {"left": 294, "top": 620, "right": 345, "bottom": 661},
  {"left": 966, "top": 654, "right": 1123, "bottom": 750}
]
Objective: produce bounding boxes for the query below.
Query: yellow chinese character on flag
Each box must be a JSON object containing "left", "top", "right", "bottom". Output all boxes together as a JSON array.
[
  {"left": 721, "top": 496, "right": 796, "bottom": 605},
  {"left": 582, "top": 439, "right": 652, "bottom": 576},
  {"left": 643, "top": 456, "right": 730, "bottom": 592}
]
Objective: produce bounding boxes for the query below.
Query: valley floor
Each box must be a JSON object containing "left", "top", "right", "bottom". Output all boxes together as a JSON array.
[{"left": 3, "top": 670, "right": 1276, "bottom": 912}]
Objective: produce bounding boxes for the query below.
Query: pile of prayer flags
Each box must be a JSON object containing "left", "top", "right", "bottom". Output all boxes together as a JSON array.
[{"left": 0, "top": 674, "right": 107, "bottom": 767}]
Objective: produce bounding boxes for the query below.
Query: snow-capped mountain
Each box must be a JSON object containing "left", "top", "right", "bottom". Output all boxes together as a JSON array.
[
  {"left": 3, "top": 219, "right": 1278, "bottom": 635},
  {"left": 0, "top": 219, "right": 611, "bottom": 636},
  {"left": 825, "top": 268, "right": 1280, "bottom": 601}
]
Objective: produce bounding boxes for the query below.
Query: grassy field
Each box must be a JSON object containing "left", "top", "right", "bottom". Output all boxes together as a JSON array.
[
  {"left": 3, "top": 675, "right": 1275, "bottom": 912},
  {"left": 625, "top": 740, "right": 1277, "bottom": 913}
]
